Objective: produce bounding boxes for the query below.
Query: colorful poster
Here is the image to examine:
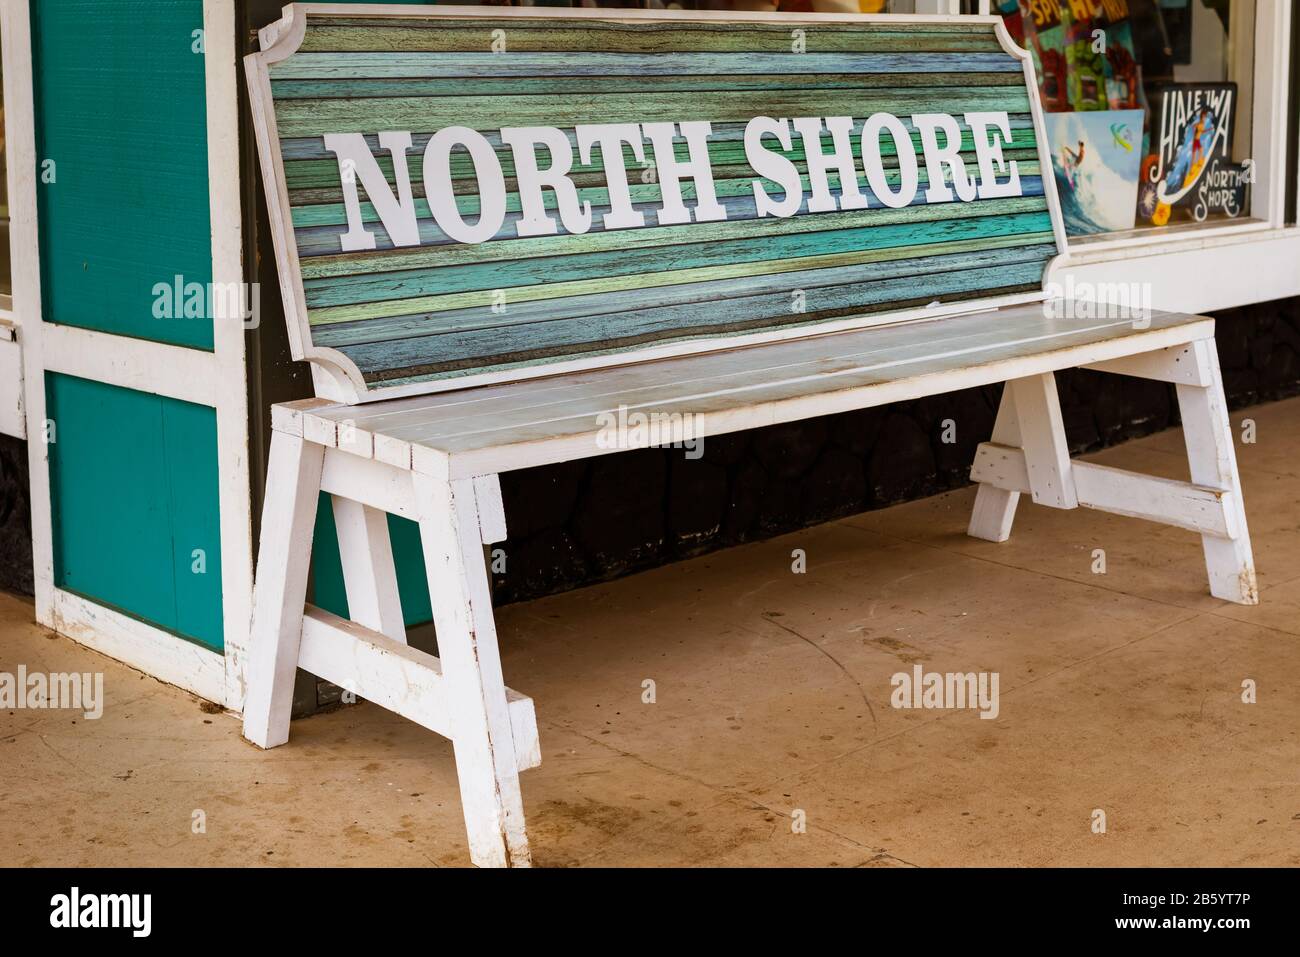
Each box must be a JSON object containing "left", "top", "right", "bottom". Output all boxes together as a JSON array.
[
  {"left": 1063, "top": 9, "right": 1108, "bottom": 111},
  {"left": 1045, "top": 108, "right": 1144, "bottom": 234},
  {"left": 1021, "top": 0, "right": 1062, "bottom": 31},
  {"left": 1104, "top": 20, "right": 1140, "bottom": 109},
  {"left": 1145, "top": 82, "right": 1247, "bottom": 224},
  {"left": 1015, "top": 1, "right": 1137, "bottom": 113},
  {"left": 1019, "top": 1, "right": 1069, "bottom": 111}
]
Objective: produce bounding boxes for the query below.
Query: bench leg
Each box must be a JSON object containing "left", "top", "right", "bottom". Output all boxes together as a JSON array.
[
  {"left": 968, "top": 373, "right": 1075, "bottom": 538},
  {"left": 968, "top": 384, "right": 1024, "bottom": 541},
  {"left": 967, "top": 344, "right": 1258, "bottom": 605},
  {"left": 1177, "top": 343, "right": 1258, "bottom": 604},
  {"left": 332, "top": 497, "right": 407, "bottom": 643},
  {"left": 243, "top": 431, "right": 325, "bottom": 748},
  {"left": 413, "top": 473, "right": 531, "bottom": 868}
]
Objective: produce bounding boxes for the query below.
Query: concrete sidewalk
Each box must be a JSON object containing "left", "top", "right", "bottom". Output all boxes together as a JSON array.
[{"left": 3, "top": 398, "right": 1298, "bottom": 867}]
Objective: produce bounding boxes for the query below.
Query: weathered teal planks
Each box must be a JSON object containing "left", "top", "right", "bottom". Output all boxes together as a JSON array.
[
  {"left": 271, "top": 51, "right": 1025, "bottom": 79},
  {"left": 252, "top": 11, "right": 1059, "bottom": 394},
  {"left": 314, "top": 233, "right": 1056, "bottom": 348},
  {"left": 272, "top": 72, "right": 1028, "bottom": 99},
  {"left": 341, "top": 255, "right": 1053, "bottom": 379},
  {"left": 272, "top": 89, "right": 1033, "bottom": 137},
  {"left": 295, "top": 19, "right": 1011, "bottom": 55},
  {"left": 302, "top": 208, "right": 1053, "bottom": 312}
]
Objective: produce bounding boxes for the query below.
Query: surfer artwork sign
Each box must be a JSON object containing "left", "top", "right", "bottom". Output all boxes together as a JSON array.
[
  {"left": 1141, "top": 82, "right": 1247, "bottom": 226},
  {"left": 1044, "top": 108, "right": 1142, "bottom": 235}
]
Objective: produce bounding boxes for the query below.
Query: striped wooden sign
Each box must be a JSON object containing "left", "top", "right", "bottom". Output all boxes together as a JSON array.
[{"left": 247, "top": 6, "right": 1064, "bottom": 403}]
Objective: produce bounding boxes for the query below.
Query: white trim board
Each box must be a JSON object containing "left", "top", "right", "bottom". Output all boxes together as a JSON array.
[
  {"left": 204, "top": 0, "right": 255, "bottom": 712},
  {"left": 1248, "top": 0, "right": 1291, "bottom": 230},
  {"left": 49, "top": 588, "right": 226, "bottom": 704},
  {"left": 0, "top": 318, "right": 24, "bottom": 439},
  {"left": 1061, "top": 231, "right": 1300, "bottom": 314},
  {"left": 4, "top": 0, "right": 56, "bottom": 627},
  {"left": 40, "top": 323, "right": 222, "bottom": 406}
]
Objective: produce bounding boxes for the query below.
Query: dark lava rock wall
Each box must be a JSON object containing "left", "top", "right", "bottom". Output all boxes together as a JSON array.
[{"left": 1, "top": 298, "right": 1297, "bottom": 603}]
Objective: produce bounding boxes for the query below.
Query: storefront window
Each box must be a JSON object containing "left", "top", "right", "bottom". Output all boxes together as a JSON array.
[
  {"left": 999, "top": 0, "right": 1256, "bottom": 240},
  {"left": 474, "top": 1, "right": 1269, "bottom": 244}
]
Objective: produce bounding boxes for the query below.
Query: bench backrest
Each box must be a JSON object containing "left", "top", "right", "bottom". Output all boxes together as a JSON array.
[{"left": 247, "top": 4, "right": 1065, "bottom": 403}]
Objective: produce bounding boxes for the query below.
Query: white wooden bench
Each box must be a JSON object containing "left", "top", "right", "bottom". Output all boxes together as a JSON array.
[{"left": 241, "top": 5, "right": 1256, "bottom": 867}]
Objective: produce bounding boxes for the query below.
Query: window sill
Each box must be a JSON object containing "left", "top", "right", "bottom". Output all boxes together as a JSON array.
[{"left": 1062, "top": 217, "right": 1283, "bottom": 266}]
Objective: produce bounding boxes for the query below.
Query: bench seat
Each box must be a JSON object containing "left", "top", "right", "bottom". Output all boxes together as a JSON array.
[{"left": 277, "top": 303, "right": 1213, "bottom": 480}]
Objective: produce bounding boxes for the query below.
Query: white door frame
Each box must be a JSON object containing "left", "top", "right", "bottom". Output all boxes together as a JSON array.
[{"left": 0, "top": 0, "right": 252, "bottom": 709}]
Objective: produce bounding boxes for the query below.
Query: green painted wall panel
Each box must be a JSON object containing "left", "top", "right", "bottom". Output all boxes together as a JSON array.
[
  {"left": 46, "top": 373, "right": 224, "bottom": 651},
  {"left": 311, "top": 494, "right": 433, "bottom": 627},
  {"left": 32, "top": 0, "right": 214, "bottom": 349},
  {"left": 164, "top": 398, "right": 225, "bottom": 643}
]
